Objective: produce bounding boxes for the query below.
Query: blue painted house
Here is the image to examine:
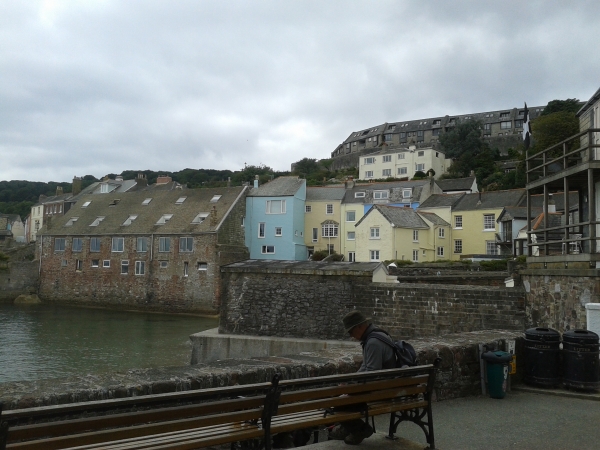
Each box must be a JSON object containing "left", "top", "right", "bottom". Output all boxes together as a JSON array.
[{"left": 245, "top": 176, "right": 307, "bottom": 260}]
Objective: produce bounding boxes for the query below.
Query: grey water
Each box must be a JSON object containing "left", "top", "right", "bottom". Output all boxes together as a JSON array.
[{"left": 0, "top": 303, "right": 218, "bottom": 384}]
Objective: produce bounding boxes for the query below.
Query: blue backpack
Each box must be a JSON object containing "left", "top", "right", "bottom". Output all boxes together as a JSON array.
[{"left": 368, "top": 329, "right": 418, "bottom": 368}]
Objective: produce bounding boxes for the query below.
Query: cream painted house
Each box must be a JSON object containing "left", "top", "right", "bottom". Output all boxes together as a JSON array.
[
  {"left": 450, "top": 190, "right": 525, "bottom": 259},
  {"left": 304, "top": 187, "right": 345, "bottom": 258},
  {"left": 354, "top": 205, "right": 450, "bottom": 263},
  {"left": 338, "top": 179, "right": 441, "bottom": 262},
  {"left": 358, "top": 145, "right": 449, "bottom": 181}
]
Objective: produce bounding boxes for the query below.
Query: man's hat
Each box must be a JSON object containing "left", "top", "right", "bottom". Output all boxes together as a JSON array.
[{"left": 343, "top": 310, "right": 370, "bottom": 333}]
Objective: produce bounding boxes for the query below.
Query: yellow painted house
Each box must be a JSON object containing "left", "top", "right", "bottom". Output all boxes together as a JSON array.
[
  {"left": 450, "top": 189, "right": 525, "bottom": 259},
  {"left": 354, "top": 205, "right": 450, "bottom": 262},
  {"left": 304, "top": 187, "right": 345, "bottom": 257}
]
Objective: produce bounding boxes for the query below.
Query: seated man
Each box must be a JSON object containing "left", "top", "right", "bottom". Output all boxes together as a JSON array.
[{"left": 329, "top": 310, "right": 396, "bottom": 445}]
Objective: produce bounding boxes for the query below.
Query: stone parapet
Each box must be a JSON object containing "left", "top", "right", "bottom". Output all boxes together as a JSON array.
[{"left": 0, "top": 330, "right": 523, "bottom": 410}]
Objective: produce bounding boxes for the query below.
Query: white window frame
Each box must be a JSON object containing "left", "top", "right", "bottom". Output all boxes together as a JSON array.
[
  {"left": 275, "top": 227, "right": 282, "bottom": 236},
  {"left": 135, "top": 261, "right": 145, "bottom": 275},
  {"left": 179, "top": 237, "right": 193, "bottom": 252},
  {"left": 322, "top": 221, "right": 338, "bottom": 238},
  {"left": 346, "top": 211, "right": 356, "bottom": 222},
  {"left": 402, "top": 189, "right": 412, "bottom": 198},
  {"left": 416, "top": 163, "right": 425, "bottom": 172},
  {"left": 258, "top": 222, "right": 266, "bottom": 238},
  {"left": 364, "top": 157, "right": 375, "bottom": 164},
  {"left": 355, "top": 192, "right": 365, "bottom": 198},
  {"left": 454, "top": 239, "right": 463, "bottom": 254},
  {"left": 486, "top": 241, "right": 498, "bottom": 255},
  {"left": 347, "top": 231, "right": 355, "bottom": 240},
  {"left": 261, "top": 245, "right": 275, "bottom": 254},
  {"left": 412, "top": 250, "right": 419, "bottom": 262},
  {"left": 72, "top": 238, "right": 83, "bottom": 252},
  {"left": 382, "top": 169, "right": 392, "bottom": 177},
  {"left": 326, "top": 204, "right": 334, "bottom": 215},
  {"left": 398, "top": 167, "right": 408, "bottom": 175},
  {"left": 383, "top": 155, "right": 392, "bottom": 162},
  {"left": 91, "top": 259, "right": 99, "bottom": 268},
  {"left": 454, "top": 215, "right": 463, "bottom": 229},
  {"left": 348, "top": 252, "right": 355, "bottom": 262},
  {"left": 136, "top": 237, "right": 148, "bottom": 253},
  {"left": 437, "top": 246, "right": 445, "bottom": 257},
  {"left": 111, "top": 237, "right": 124, "bottom": 252},
  {"left": 312, "top": 228, "right": 318, "bottom": 242},
  {"left": 192, "top": 212, "right": 209, "bottom": 224},
  {"left": 365, "top": 171, "right": 374, "bottom": 178},
  {"left": 159, "top": 237, "right": 171, "bottom": 252},
  {"left": 197, "top": 262, "right": 208, "bottom": 271},
  {"left": 370, "top": 250, "right": 380, "bottom": 261},
  {"left": 413, "top": 230, "right": 419, "bottom": 242},
  {"left": 484, "top": 214, "right": 496, "bottom": 231},
  {"left": 121, "top": 260, "right": 129, "bottom": 275},
  {"left": 156, "top": 214, "right": 173, "bottom": 225},
  {"left": 370, "top": 227, "right": 380, "bottom": 239},
  {"left": 374, "top": 190, "right": 389, "bottom": 199},
  {"left": 305, "top": 205, "right": 312, "bottom": 213},
  {"left": 103, "top": 260, "right": 110, "bottom": 268},
  {"left": 418, "top": 151, "right": 425, "bottom": 157},
  {"left": 266, "top": 199, "right": 286, "bottom": 214},
  {"left": 398, "top": 153, "right": 405, "bottom": 160},
  {"left": 438, "top": 228, "right": 445, "bottom": 238}
]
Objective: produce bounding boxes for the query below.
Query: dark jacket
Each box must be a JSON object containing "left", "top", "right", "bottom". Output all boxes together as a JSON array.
[{"left": 358, "top": 324, "right": 396, "bottom": 372}]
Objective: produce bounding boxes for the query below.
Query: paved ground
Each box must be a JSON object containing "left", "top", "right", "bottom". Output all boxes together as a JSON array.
[{"left": 302, "top": 387, "right": 600, "bottom": 450}]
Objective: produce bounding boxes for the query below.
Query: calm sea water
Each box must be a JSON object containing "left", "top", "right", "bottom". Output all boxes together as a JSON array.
[{"left": 0, "top": 303, "right": 218, "bottom": 383}]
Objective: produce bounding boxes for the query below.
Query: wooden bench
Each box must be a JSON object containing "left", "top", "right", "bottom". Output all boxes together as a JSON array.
[{"left": 0, "top": 360, "right": 440, "bottom": 450}]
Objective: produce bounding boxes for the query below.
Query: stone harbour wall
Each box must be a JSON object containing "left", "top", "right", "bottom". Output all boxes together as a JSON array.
[
  {"left": 521, "top": 269, "right": 600, "bottom": 333},
  {"left": 0, "top": 260, "right": 38, "bottom": 303},
  {"left": 219, "top": 267, "right": 525, "bottom": 340},
  {"left": 0, "top": 330, "right": 524, "bottom": 410}
]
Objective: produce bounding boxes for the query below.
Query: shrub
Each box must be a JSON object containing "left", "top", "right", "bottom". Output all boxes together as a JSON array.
[{"left": 479, "top": 260, "right": 508, "bottom": 271}]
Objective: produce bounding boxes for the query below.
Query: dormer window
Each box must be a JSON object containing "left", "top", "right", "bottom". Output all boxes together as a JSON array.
[
  {"left": 403, "top": 189, "right": 412, "bottom": 199},
  {"left": 122, "top": 215, "right": 138, "bottom": 226},
  {"left": 374, "top": 190, "right": 389, "bottom": 200},
  {"left": 355, "top": 192, "right": 366, "bottom": 198},
  {"left": 90, "top": 216, "right": 105, "bottom": 227},
  {"left": 192, "top": 212, "right": 209, "bottom": 224},
  {"left": 176, "top": 196, "right": 187, "bottom": 205},
  {"left": 100, "top": 184, "right": 109, "bottom": 193},
  {"left": 65, "top": 217, "right": 78, "bottom": 227},
  {"left": 156, "top": 214, "right": 173, "bottom": 225},
  {"left": 142, "top": 198, "right": 152, "bottom": 205},
  {"left": 81, "top": 201, "right": 91, "bottom": 208},
  {"left": 210, "top": 195, "right": 222, "bottom": 202}
]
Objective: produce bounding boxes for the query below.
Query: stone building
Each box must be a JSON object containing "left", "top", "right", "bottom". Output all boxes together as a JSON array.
[
  {"left": 330, "top": 105, "right": 545, "bottom": 170},
  {"left": 37, "top": 186, "right": 249, "bottom": 314}
]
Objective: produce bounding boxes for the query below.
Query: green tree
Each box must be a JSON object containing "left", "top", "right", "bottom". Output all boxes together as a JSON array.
[
  {"left": 292, "top": 158, "right": 319, "bottom": 177},
  {"left": 541, "top": 99, "right": 582, "bottom": 116},
  {"left": 440, "top": 120, "right": 496, "bottom": 179},
  {"left": 530, "top": 111, "right": 579, "bottom": 154}
]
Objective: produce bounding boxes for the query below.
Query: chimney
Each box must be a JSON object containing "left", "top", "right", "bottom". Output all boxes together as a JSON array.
[
  {"left": 254, "top": 175, "right": 259, "bottom": 189},
  {"left": 210, "top": 205, "right": 218, "bottom": 226},
  {"left": 72, "top": 177, "right": 82, "bottom": 196},
  {"left": 227, "top": 177, "right": 231, "bottom": 187},
  {"left": 470, "top": 170, "right": 475, "bottom": 177},
  {"left": 156, "top": 175, "right": 172, "bottom": 185},
  {"left": 345, "top": 176, "right": 355, "bottom": 189},
  {"left": 135, "top": 173, "right": 148, "bottom": 188},
  {"left": 115, "top": 175, "right": 123, "bottom": 182},
  {"left": 56, "top": 186, "right": 63, "bottom": 196},
  {"left": 548, "top": 194, "right": 556, "bottom": 213}
]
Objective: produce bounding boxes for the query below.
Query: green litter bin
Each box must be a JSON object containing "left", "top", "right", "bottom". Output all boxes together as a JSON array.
[{"left": 482, "top": 350, "right": 513, "bottom": 399}]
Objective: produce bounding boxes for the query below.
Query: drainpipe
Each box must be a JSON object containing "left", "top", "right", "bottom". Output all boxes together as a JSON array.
[{"left": 150, "top": 234, "right": 154, "bottom": 261}]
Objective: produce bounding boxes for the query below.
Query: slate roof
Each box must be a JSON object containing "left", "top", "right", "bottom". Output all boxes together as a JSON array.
[
  {"left": 529, "top": 212, "right": 565, "bottom": 231},
  {"left": 523, "top": 192, "right": 579, "bottom": 211},
  {"left": 418, "top": 193, "right": 465, "bottom": 208},
  {"left": 497, "top": 206, "right": 542, "bottom": 222},
  {"left": 453, "top": 189, "right": 525, "bottom": 211},
  {"left": 342, "top": 180, "right": 429, "bottom": 204},
  {"left": 417, "top": 211, "right": 451, "bottom": 227},
  {"left": 306, "top": 186, "right": 346, "bottom": 201},
  {"left": 435, "top": 177, "right": 476, "bottom": 192},
  {"left": 39, "top": 186, "right": 247, "bottom": 236},
  {"left": 248, "top": 176, "right": 305, "bottom": 197},
  {"left": 0, "top": 213, "right": 22, "bottom": 223},
  {"left": 356, "top": 205, "right": 429, "bottom": 229}
]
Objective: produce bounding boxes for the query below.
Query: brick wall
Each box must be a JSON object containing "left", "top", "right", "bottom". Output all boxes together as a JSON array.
[{"left": 220, "top": 265, "right": 525, "bottom": 339}]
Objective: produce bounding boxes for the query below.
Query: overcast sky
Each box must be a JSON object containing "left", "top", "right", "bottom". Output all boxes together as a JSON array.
[{"left": 2, "top": 0, "right": 600, "bottom": 183}]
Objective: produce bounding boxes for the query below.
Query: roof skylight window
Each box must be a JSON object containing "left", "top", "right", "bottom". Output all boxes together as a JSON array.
[
  {"left": 192, "top": 212, "right": 209, "bottom": 224},
  {"left": 176, "top": 196, "right": 187, "bottom": 205},
  {"left": 122, "top": 215, "right": 138, "bottom": 226},
  {"left": 90, "top": 216, "right": 105, "bottom": 227},
  {"left": 81, "top": 201, "right": 91, "bottom": 208},
  {"left": 65, "top": 217, "right": 78, "bottom": 226},
  {"left": 210, "top": 195, "right": 222, "bottom": 203},
  {"left": 142, "top": 198, "right": 152, "bottom": 205},
  {"left": 156, "top": 214, "right": 173, "bottom": 225}
]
